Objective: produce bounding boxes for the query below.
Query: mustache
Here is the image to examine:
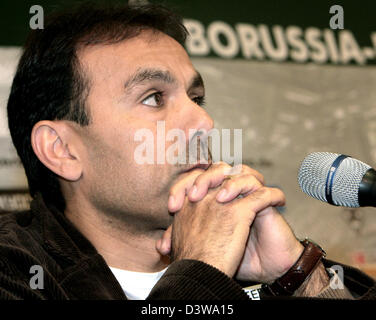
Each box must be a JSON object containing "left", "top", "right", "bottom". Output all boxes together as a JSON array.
[{"left": 176, "top": 133, "right": 213, "bottom": 169}]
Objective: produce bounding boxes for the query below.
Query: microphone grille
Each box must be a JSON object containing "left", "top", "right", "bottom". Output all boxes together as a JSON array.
[{"left": 298, "top": 152, "right": 371, "bottom": 207}]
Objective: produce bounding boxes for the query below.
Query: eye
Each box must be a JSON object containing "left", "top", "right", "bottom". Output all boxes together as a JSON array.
[
  {"left": 192, "top": 95, "right": 206, "bottom": 107},
  {"left": 142, "top": 91, "right": 164, "bottom": 107}
]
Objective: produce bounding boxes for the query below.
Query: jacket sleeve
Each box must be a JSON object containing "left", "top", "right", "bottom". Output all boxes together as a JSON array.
[
  {"left": 259, "top": 259, "right": 376, "bottom": 300},
  {"left": 319, "top": 258, "right": 376, "bottom": 300},
  {"left": 148, "top": 259, "right": 376, "bottom": 300},
  {"left": 147, "top": 259, "right": 249, "bottom": 300}
]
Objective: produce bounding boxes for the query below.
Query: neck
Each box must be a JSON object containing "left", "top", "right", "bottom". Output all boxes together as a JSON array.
[{"left": 64, "top": 198, "right": 170, "bottom": 273}]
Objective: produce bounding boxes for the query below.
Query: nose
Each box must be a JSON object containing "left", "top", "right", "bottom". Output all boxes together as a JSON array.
[
  {"left": 183, "top": 99, "right": 214, "bottom": 139},
  {"left": 180, "top": 98, "right": 214, "bottom": 165}
]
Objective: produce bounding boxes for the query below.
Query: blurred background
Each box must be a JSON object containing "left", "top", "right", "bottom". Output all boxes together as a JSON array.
[{"left": 0, "top": 0, "right": 375, "bottom": 278}]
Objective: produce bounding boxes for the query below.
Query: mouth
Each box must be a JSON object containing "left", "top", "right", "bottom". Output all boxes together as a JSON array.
[{"left": 181, "top": 140, "right": 213, "bottom": 173}]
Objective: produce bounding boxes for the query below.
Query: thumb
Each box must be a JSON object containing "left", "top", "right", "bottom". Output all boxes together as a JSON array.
[{"left": 156, "top": 225, "right": 172, "bottom": 256}]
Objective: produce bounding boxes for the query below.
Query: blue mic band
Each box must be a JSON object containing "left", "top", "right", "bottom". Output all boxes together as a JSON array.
[{"left": 325, "top": 154, "right": 349, "bottom": 205}]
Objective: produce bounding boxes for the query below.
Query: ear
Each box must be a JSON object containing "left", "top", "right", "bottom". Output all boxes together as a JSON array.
[{"left": 31, "top": 120, "right": 82, "bottom": 181}]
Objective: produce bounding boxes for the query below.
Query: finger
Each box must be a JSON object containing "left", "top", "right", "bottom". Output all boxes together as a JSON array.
[
  {"left": 156, "top": 238, "right": 162, "bottom": 252},
  {"left": 236, "top": 187, "right": 286, "bottom": 219},
  {"left": 187, "top": 162, "right": 233, "bottom": 202},
  {"left": 239, "top": 165, "right": 265, "bottom": 185},
  {"left": 216, "top": 174, "right": 263, "bottom": 202},
  {"left": 156, "top": 225, "right": 172, "bottom": 256},
  {"left": 188, "top": 163, "right": 266, "bottom": 203},
  {"left": 168, "top": 169, "right": 205, "bottom": 212}
]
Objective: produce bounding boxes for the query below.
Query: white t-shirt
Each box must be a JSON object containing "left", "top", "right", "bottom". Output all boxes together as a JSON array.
[{"left": 109, "top": 266, "right": 168, "bottom": 300}]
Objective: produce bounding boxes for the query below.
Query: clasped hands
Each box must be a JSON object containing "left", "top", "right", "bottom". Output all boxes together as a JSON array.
[{"left": 156, "top": 162, "right": 304, "bottom": 284}]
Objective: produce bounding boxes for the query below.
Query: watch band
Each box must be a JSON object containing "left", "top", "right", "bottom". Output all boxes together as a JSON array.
[{"left": 264, "top": 238, "right": 326, "bottom": 296}]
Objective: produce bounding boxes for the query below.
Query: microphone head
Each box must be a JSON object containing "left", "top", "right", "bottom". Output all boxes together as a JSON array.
[{"left": 298, "top": 152, "right": 371, "bottom": 207}]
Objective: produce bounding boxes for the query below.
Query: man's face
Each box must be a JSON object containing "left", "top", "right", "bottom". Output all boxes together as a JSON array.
[{"left": 72, "top": 30, "right": 214, "bottom": 234}]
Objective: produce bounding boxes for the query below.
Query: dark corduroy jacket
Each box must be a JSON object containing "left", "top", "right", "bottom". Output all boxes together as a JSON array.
[{"left": 0, "top": 194, "right": 375, "bottom": 300}]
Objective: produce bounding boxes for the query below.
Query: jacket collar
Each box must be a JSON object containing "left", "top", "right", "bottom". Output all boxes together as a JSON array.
[
  {"left": 30, "top": 193, "right": 126, "bottom": 299},
  {"left": 30, "top": 193, "right": 98, "bottom": 266}
]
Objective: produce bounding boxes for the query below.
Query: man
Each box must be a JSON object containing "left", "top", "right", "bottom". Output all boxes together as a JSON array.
[{"left": 1, "top": 2, "right": 375, "bottom": 300}]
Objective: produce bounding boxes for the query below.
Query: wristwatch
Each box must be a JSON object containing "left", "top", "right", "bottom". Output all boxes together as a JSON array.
[{"left": 262, "top": 238, "right": 326, "bottom": 296}]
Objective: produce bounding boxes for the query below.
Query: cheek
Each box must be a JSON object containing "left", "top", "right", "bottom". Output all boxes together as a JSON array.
[
  {"left": 90, "top": 115, "right": 180, "bottom": 191},
  {"left": 99, "top": 126, "right": 172, "bottom": 192}
]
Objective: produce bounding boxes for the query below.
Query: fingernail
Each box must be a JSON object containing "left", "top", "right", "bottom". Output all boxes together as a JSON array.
[
  {"left": 163, "top": 240, "right": 171, "bottom": 254},
  {"left": 190, "top": 185, "right": 198, "bottom": 198},
  {"left": 217, "top": 189, "right": 227, "bottom": 201},
  {"left": 168, "top": 195, "right": 175, "bottom": 209}
]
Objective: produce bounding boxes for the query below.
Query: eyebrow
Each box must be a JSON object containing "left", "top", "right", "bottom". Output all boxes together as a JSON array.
[
  {"left": 124, "top": 68, "right": 204, "bottom": 93},
  {"left": 189, "top": 72, "right": 205, "bottom": 92}
]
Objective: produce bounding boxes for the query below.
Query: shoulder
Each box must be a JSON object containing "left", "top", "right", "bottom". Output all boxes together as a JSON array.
[
  {"left": 0, "top": 210, "right": 48, "bottom": 297},
  {"left": 0, "top": 210, "right": 45, "bottom": 267},
  {"left": 0, "top": 210, "right": 70, "bottom": 300},
  {"left": 0, "top": 209, "right": 41, "bottom": 243}
]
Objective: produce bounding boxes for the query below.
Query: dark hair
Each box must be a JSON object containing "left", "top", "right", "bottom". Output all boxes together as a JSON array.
[{"left": 7, "top": 1, "right": 188, "bottom": 210}]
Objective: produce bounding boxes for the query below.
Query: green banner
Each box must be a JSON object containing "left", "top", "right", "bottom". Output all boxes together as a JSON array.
[{"left": 0, "top": 0, "right": 375, "bottom": 65}]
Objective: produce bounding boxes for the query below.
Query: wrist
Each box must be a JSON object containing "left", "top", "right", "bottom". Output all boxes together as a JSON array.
[
  {"left": 280, "top": 241, "right": 305, "bottom": 280},
  {"left": 264, "top": 241, "right": 304, "bottom": 284},
  {"left": 293, "top": 262, "right": 330, "bottom": 297},
  {"left": 262, "top": 238, "right": 326, "bottom": 296}
]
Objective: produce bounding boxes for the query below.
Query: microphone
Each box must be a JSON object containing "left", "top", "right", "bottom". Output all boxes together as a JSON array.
[{"left": 298, "top": 152, "right": 376, "bottom": 207}]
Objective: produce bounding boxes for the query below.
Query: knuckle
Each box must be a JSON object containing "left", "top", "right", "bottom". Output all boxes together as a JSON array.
[
  {"left": 192, "top": 168, "right": 205, "bottom": 175},
  {"left": 169, "top": 185, "right": 179, "bottom": 196},
  {"left": 193, "top": 173, "right": 206, "bottom": 186},
  {"left": 263, "top": 187, "right": 272, "bottom": 198},
  {"left": 241, "top": 165, "right": 265, "bottom": 183},
  {"left": 254, "top": 187, "right": 268, "bottom": 200},
  {"left": 213, "top": 161, "right": 228, "bottom": 167},
  {"left": 170, "top": 174, "right": 201, "bottom": 195},
  {"left": 221, "top": 181, "right": 234, "bottom": 193},
  {"left": 246, "top": 177, "right": 263, "bottom": 191},
  {"left": 170, "top": 181, "right": 187, "bottom": 195},
  {"left": 276, "top": 188, "right": 286, "bottom": 201},
  {"left": 193, "top": 162, "right": 232, "bottom": 186},
  {"left": 222, "top": 176, "right": 236, "bottom": 187},
  {"left": 254, "top": 172, "right": 265, "bottom": 184},
  {"left": 213, "top": 161, "right": 232, "bottom": 172},
  {"left": 244, "top": 173, "right": 261, "bottom": 184},
  {"left": 240, "top": 164, "right": 252, "bottom": 173},
  {"left": 241, "top": 164, "right": 257, "bottom": 176}
]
